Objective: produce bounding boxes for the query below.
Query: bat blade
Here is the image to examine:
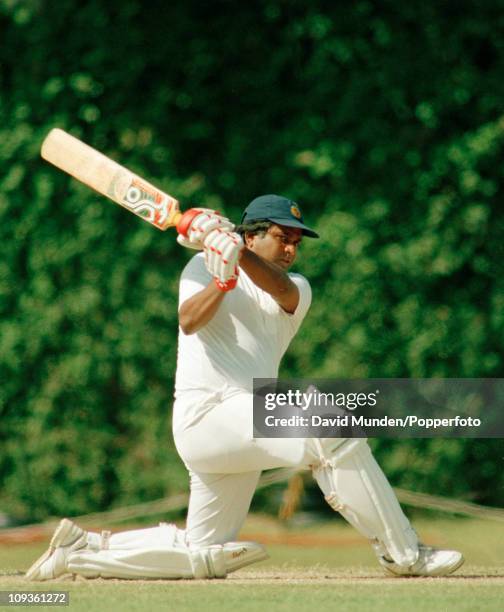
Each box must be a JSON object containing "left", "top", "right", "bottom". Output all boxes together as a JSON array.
[{"left": 41, "top": 128, "right": 182, "bottom": 230}]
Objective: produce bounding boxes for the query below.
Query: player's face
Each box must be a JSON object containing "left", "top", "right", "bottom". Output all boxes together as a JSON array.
[{"left": 246, "top": 224, "right": 303, "bottom": 269}]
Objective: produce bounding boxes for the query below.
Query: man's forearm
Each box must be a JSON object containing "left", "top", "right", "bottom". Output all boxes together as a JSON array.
[
  {"left": 178, "top": 282, "right": 226, "bottom": 335},
  {"left": 238, "top": 248, "right": 299, "bottom": 313},
  {"left": 179, "top": 246, "right": 300, "bottom": 334}
]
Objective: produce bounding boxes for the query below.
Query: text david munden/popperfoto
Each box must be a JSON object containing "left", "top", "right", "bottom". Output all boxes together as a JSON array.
[
  {"left": 254, "top": 378, "right": 504, "bottom": 437},
  {"left": 264, "top": 414, "right": 482, "bottom": 429}
]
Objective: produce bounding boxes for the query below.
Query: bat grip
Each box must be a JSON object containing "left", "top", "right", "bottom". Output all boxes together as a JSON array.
[{"left": 175, "top": 208, "right": 202, "bottom": 236}]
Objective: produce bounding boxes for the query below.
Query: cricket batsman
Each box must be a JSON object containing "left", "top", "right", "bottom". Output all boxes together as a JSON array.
[{"left": 26, "top": 195, "right": 464, "bottom": 580}]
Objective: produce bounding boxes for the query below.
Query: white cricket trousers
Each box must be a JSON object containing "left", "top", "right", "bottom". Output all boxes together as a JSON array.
[
  {"left": 173, "top": 388, "right": 419, "bottom": 565},
  {"left": 174, "top": 388, "right": 311, "bottom": 547}
]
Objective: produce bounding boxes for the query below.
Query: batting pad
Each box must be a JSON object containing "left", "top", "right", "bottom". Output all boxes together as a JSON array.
[
  {"left": 84, "top": 522, "right": 186, "bottom": 551},
  {"left": 67, "top": 546, "right": 220, "bottom": 579},
  {"left": 66, "top": 522, "right": 268, "bottom": 579},
  {"left": 312, "top": 439, "right": 419, "bottom": 567}
]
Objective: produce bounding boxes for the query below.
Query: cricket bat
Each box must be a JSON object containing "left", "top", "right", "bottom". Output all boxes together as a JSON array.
[{"left": 41, "top": 128, "right": 183, "bottom": 230}]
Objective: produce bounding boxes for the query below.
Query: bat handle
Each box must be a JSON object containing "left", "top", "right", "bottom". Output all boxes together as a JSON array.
[{"left": 172, "top": 211, "right": 183, "bottom": 229}]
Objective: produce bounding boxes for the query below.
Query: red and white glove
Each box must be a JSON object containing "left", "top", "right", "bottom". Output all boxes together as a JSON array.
[
  {"left": 176, "top": 208, "right": 235, "bottom": 250},
  {"left": 204, "top": 229, "right": 244, "bottom": 291}
]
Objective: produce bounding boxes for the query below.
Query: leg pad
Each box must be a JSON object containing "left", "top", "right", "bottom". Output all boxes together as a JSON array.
[{"left": 312, "top": 438, "right": 418, "bottom": 566}]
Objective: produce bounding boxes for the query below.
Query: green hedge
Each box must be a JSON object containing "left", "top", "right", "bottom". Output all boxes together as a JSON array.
[{"left": 1, "top": 1, "right": 503, "bottom": 521}]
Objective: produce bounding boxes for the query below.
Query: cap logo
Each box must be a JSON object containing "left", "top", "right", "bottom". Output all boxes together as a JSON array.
[{"left": 290, "top": 204, "right": 302, "bottom": 219}]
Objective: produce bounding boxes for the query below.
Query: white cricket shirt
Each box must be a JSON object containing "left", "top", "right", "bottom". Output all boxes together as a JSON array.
[{"left": 173, "top": 253, "right": 311, "bottom": 430}]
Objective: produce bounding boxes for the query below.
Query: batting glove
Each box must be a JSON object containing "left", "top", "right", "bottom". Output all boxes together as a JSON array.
[
  {"left": 204, "top": 229, "right": 244, "bottom": 291},
  {"left": 176, "top": 208, "right": 235, "bottom": 250}
]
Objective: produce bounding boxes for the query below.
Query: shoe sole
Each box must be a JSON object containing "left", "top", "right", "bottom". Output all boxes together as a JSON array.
[
  {"left": 438, "top": 554, "right": 465, "bottom": 577},
  {"left": 25, "top": 519, "right": 78, "bottom": 581},
  {"left": 384, "top": 554, "right": 465, "bottom": 577}
]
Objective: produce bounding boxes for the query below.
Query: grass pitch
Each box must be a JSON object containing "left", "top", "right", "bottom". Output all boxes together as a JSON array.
[{"left": 1, "top": 515, "right": 503, "bottom": 611}]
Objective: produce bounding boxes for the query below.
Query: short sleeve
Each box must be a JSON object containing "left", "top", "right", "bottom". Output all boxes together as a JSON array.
[
  {"left": 292, "top": 273, "right": 312, "bottom": 315},
  {"left": 178, "top": 253, "right": 212, "bottom": 309},
  {"left": 284, "top": 273, "right": 312, "bottom": 324}
]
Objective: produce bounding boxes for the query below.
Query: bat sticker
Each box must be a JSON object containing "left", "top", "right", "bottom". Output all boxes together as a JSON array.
[{"left": 108, "top": 170, "right": 175, "bottom": 229}]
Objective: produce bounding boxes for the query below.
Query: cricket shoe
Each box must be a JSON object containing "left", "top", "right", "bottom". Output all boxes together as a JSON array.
[
  {"left": 378, "top": 543, "right": 464, "bottom": 577},
  {"left": 223, "top": 541, "right": 269, "bottom": 573},
  {"left": 25, "top": 519, "right": 87, "bottom": 581}
]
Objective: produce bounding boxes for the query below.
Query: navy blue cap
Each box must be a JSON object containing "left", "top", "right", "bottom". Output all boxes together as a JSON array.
[{"left": 240, "top": 194, "right": 319, "bottom": 238}]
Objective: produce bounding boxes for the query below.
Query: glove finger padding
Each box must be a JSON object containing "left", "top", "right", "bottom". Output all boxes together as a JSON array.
[
  {"left": 204, "top": 230, "right": 228, "bottom": 277},
  {"left": 176, "top": 208, "right": 235, "bottom": 250},
  {"left": 204, "top": 237, "right": 219, "bottom": 277},
  {"left": 188, "top": 210, "right": 234, "bottom": 247},
  {"left": 219, "top": 236, "right": 240, "bottom": 281},
  {"left": 204, "top": 230, "right": 243, "bottom": 290},
  {"left": 176, "top": 233, "right": 203, "bottom": 250},
  {"left": 205, "top": 230, "right": 242, "bottom": 277}
]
